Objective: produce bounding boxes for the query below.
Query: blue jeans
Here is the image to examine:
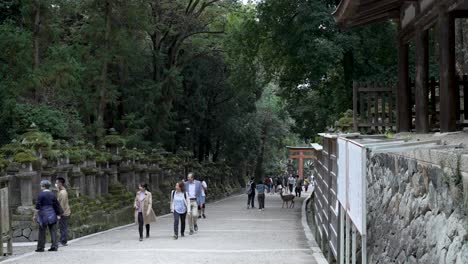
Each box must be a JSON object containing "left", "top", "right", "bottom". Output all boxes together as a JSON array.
[{"left": 59, "top": 216, "right": 69, "bottom": 245}]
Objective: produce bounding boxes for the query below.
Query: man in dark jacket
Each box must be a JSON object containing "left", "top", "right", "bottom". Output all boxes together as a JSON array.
[{"left": 33, "top": 180, "right": 63, "bottom": 252}]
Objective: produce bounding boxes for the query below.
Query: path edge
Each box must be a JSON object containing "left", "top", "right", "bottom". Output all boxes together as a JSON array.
[{"left": 301, "top": 192, "right": 328, "bottom": 264}]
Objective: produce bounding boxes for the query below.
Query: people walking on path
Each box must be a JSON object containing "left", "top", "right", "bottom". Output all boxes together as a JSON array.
[
  {"left": 288, "top": 175, "right": 295, "bottom": 194},
  {"left": 256, "top": 180, "right": 266, "bottom": 211},
  {"left": 198, "top": 178, "right": 208, "bottom": 219},
  {"left": 170, "top": 181, "right": 191, "bottom": 240},
  {"left": 55, "top": 177, "right": 71, "bottom": 247},
  {"left": 33, "top": 180, "right": 63, "bottom": 252},
  {"left": 303, "top": 178, "right": 310, "bottom": 192},
  {"left": 276, "top": 177, "right": 282, "bottom": 194},
  {"left": 264, "top": 177, "right": 271, "bottom": 193},
  {"left": 295, "top": 176, "right": 303, "bottom": 197},
  {"left": 134, "top": 183, "right": 156, "bottom": 241},
  {"left": 246, "top": 177, "right": 256, "bottom": 209},
  {"left": 185, "top": 172, "right": 202, "bottom": 235}
]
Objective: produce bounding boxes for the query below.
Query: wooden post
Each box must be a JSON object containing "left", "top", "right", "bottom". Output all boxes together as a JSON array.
[
  {"left": 464, "top": 75, "right": 468, "bottom": 120},
  {"left": 360, "top": 88, "right": 365, "bottom": 131},
  {"left": 430, "top": 77, "right": 437, "bottom": 127},
  {"left": 439, "top": 6, "right": 457, "bottom": 132},
  {"left": 398, "top": 41, "right": 411, "bottom": 132},
  {"left": 374, "top": 82, "right": 379, "bottom": 131},
  {"left": 367, "top": 82, "right": 372, "bottom": 127},
  {"left": 345, "top": 215, "right": 351, "bottom": 264},
  {"left": 415, "top": 29, "right": 430, "bottom": 133},
  {"left": 352, "top": 225, "right": 357, "bottom": 264},
  {"left": 353, "top": 82, "right": 358, "bottom": 132},
  {"left": 340, "top": 206, "right": 345, "bottom": 264},
  {"left": 389, "top": 84, "right": 394, "bottom": 129}
]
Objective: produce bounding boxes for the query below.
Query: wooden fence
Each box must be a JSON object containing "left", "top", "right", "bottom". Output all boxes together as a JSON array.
[
  {"left": 353, "top": 82, "right": 395, "bottom": 132},
  {"left": 0, "top": 176, "right": 12, "bottom": 257},
  {"left": 313, "top": 136, "right": 339, "bottom": 262},
  {"left": 353, "top": 75, "right": 468, "bottom": 132}
]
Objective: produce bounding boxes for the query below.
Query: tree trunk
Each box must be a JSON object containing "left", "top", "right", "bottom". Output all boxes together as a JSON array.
[
  {"left": 32, "top": 0, "right": 41, "bottom": 101},
  {"left": 254, "top": 124, "right": 268, "bottom": 182},
  {"left": 97, "top": 0, "right": 112, "bottom": 139}
]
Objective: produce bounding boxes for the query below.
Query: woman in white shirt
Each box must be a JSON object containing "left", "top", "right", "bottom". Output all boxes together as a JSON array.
[{"left": 170, "top": 181, "right": 191, "bottom": 239}]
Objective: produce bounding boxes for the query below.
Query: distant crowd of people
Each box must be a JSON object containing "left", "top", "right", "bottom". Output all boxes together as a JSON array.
[
  {"left": 33, "top": 172, "right": 209, "bottom": 252},
  {"left": 245, "top": 174, "right": 315, "bottom": 210}
]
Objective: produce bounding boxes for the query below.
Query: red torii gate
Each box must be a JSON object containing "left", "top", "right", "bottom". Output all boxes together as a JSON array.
[{"left": 286, "top": 146, "right": 315, "bottom": 180}]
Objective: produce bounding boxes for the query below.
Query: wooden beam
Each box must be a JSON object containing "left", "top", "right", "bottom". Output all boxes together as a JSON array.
[
  {"left": 397, "top": 40, "right": 412, "bottom": 132},
  {"left": 353, "top": 82, "right": 358, "bottom": 132},
  {"left": 415, "top": 28, "right": 430, "bottom": 133},
  {"left": 438, "top": 6, "right": 457, "bottom": 132}
]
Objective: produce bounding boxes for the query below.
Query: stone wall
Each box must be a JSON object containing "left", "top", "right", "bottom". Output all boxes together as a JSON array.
[{"left": 367, "top": 149, "right": 468, "bottom": 264}]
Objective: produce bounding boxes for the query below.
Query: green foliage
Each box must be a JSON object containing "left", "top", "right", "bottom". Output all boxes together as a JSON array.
[
  {"left": 0, "top": 154, "right": 9, "bottom": 170},
  {"left": 20, "top": 129, "right": 53, "bottom": 149},
  {"left": 336, "top": 110, "right": 354, "bottom": 133},
  {"left": 13, "top": 150, "right": 37, "bottom": 163},
  {"left": 102, "top": 135, "right": 125, "bottom": 147},
  {"left": 253, "top": 0, "right": 398, "bottom": 139},
  {"left": 1, "top": 103, "right": 83, "bottom": 143}
]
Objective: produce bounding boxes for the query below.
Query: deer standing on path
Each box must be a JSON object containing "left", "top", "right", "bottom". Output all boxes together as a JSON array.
[{"left": 280, "top": 189, "right": 295, "bottom": 208}]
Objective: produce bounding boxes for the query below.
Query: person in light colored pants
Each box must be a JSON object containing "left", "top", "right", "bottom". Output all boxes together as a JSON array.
[
  {"left": 188, "top": 199, "right": 199, "bottom": 233},
  {"left": 185, "top": 172, "right": 202, "bottom": 235}
]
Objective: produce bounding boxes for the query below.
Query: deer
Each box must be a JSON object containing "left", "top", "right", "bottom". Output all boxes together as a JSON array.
[{"left": 280, "top": 189, "right": 295, "bottom": 208}]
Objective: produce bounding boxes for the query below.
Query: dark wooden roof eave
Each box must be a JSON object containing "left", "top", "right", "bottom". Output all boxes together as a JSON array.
[{"left": 334, "top": 0, "right": 402, "bottom": 28}]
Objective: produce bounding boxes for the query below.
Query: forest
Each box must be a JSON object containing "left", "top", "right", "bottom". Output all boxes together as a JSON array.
[{"left": 0, "top": 0, "right": 401, "bottom": 177}]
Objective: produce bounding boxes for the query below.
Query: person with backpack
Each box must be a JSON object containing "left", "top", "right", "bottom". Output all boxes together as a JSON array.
[
  {"left": 170, "top": 181, "right": 191, "bottom": 240},
  {"left": 246, "top": 177, "right": 256, "bottom": 209}
]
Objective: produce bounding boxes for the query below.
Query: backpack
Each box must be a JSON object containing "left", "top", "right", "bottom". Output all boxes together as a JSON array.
[
  {"left": 172, "top": 190, "right": 187, "bottom": 200},
  {"left": 245, "top": 181, "right": 253, "bottom": 195}
]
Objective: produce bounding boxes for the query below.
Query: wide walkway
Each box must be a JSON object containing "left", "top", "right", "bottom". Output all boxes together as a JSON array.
[{"left": 4, "top": 191, "right": 323, "bottom": 264}]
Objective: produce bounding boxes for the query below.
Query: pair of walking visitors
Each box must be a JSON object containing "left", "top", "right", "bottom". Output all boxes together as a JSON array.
[
  {"left": 170, "top": 173, "right": 206, "bottom": 239},
  {"left": 33, "top": 180, "right": 63, "bottom": 252}
]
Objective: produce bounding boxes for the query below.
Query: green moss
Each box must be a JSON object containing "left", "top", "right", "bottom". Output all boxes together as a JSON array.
[
  {"left": 43, "top": 148, "right": 68, "bottom": 160},
  {"left": 121, "top": 148, "right": 144, "bottom": 161},
  {"left": 102, "top": 135, "right": 125, "bottom": 147},
  {"left": 13, "top": 150, "right": 38, "bottom": 163},
  {"left": 0, "top": 155, "right": 9, "bottom": 170},
  {"left": 0, "top": 142, "right": 24, "bottom": 158},
  {"left": 20, "top": 130, "right": 53, "bottom": 149},
  {"left": 68, "top": 147, "right": 97, "bottom": 164},
  {"left": 95, "top": 151, "right": 112, "bottom": 164}
]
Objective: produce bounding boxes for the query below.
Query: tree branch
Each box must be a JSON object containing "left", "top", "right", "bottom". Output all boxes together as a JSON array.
[{"left": 195, "top": 0, "right": 221, "bottom": 17}]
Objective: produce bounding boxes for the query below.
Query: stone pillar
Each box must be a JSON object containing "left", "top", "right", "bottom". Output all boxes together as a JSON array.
[
  {"left": 83, "top": 168, "right": 97, "bottom": 199},
  {"left": 70, "top": 164, "right": 83, "bottom": 197},
  {"left": 119, "top": 163, "right": 135, "bottom": 192},
  {"left": 148, "top": 166, "right": 160, "bottom": 192},
  {"left": 109, "top": 164, "right": 119, "bottom": 185},
  {"left": 15, "top": 163, "right": 36, "bottom": 207}
]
